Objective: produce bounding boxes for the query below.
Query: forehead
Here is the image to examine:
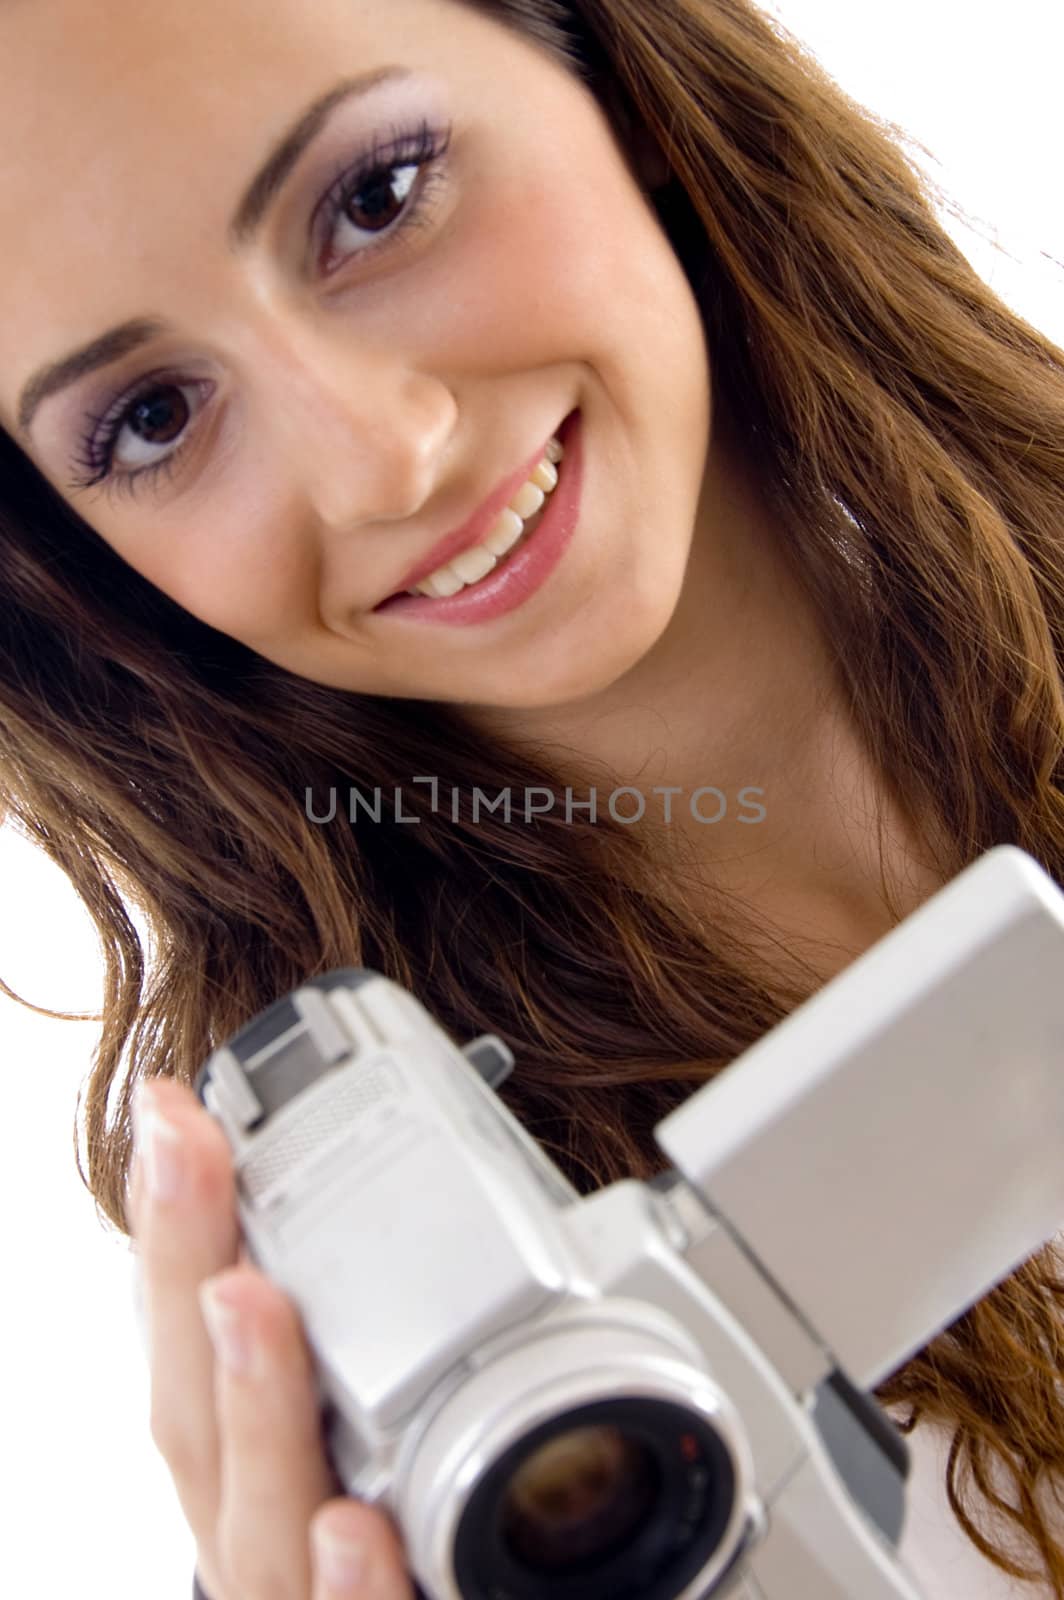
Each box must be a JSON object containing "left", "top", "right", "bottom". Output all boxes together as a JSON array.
[
  {"left": 0, "top": 0, "right": 522, "bottom": 432},
  {"left": 2, "top": 0, "right": 462, "bottom": 107},
  {"left": 0, "top": 0, "right": 474, "bottom": 225},
  {"left": 0, "top": 0, "right": 454, "bottom": 172}
]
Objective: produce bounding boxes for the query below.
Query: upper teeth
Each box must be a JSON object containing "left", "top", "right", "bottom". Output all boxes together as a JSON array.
[{"left": 409, "top": 434, "right": 565, "bottom": 597}]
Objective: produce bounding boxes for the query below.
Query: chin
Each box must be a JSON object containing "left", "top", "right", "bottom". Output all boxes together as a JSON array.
[{"left": 479, "top": 628, "right": 672, "bottom": 712}]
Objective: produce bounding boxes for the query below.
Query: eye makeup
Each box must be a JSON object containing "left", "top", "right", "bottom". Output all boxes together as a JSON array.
[{"left": 65, "top": 115, "right": 455, "bottom": 503}]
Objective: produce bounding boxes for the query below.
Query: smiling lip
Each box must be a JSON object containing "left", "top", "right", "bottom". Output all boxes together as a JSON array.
[
  {"left": 371, "top": 408, "right": 582, "bottom": 626},
  {"left": 376, "top": 422, "right": 568, "bottom": 604}
]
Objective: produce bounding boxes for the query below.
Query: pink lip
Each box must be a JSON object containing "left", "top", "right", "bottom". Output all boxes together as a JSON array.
[
  {"left": 378, "top": 420, "right": 568, "bottom": 603},
  {"left": 371, "top": 408, "right": 583, "bottom": 627}
]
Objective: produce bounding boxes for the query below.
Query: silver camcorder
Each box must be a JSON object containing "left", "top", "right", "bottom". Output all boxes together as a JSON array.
[{"left": 195, "top": 844, "right": 1064, "bottom": 1600}]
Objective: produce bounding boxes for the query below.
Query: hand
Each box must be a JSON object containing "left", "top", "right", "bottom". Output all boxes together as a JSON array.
[{"left": 128, "top": 1074, "right": 417, "bottom": 1600}]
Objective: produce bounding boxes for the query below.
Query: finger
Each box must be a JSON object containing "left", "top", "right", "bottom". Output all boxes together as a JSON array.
[
  {"left": 202, "top": 1263, "right": 341, "bottom": 1596},
  {"left": 131, "top": 1075, "right": 241, "bottom": 1530},
  {"left": 311, "top": 1498, "right": 417, "bottom": 1600}
]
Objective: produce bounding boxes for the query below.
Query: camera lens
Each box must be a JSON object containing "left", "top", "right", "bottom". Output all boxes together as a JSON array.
[
  {"left": 453, "top": 1396, "right": 739, "bottom": 1600},
  {"left": 499, "top": 1424, "right": 660, "bottom": 1570}
]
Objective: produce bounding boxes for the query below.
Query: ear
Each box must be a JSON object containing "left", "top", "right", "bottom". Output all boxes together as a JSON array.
[
  {"left": 599, "top": 79, "right": 675, "bottom": 195},
  {"left": 629, "top": 117, "right": 674, "bottom": 194}
]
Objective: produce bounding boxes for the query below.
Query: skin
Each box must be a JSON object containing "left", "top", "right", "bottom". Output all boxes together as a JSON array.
[{"left": 0, "top": 1, "right": 950, "bottom": 1596}]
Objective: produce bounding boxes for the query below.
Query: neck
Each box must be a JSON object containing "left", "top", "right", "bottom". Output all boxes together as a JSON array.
[{"left": 466, "top": 407, "right": 948, "bottom": 984}]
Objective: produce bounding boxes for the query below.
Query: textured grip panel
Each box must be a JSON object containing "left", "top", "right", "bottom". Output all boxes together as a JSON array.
[{"left": 239, "top": 1057, "right": 401, "bottom": 1205}]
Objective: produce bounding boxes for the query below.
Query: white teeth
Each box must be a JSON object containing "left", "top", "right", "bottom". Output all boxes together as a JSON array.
[
  {"left": 448, "top": 543, "right": 499, "bottom": 585},
  {"left": 409, "top": 432, "right": 566, "bottom": 598},
  {"left": 508, "top": 480, "right": 545, "bottom": 522},
  {"left": 420, "top": 568, "right": 465, "bottom": 598},
  {"left": 482, "top": 508, "right": 525, "bottom": 557}
]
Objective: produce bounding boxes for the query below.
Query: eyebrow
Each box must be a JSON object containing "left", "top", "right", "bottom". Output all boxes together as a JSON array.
[{"left": 16, "top": 66, "right": 411, "bottom": 438}]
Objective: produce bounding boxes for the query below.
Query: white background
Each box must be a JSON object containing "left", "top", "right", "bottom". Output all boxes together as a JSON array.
[{"left": 2, "top": 3, "right": 1062, "bottom": 1596}]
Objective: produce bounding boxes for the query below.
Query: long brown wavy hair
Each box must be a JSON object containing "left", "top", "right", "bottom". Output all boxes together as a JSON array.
[{"left": 3, "top": 0, "right": 1064, "bottom": 1586}]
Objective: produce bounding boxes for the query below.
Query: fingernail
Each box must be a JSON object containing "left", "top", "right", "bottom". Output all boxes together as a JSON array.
[
  {"left": 199, "top": 1280, "right": 259, "bottom": 1379},
  {"left": 132, "top": 1081, "right": 184, "bottom": 1204},
  {"left": 313, "top": 1522, "right": 369, "bottom": 1590}
]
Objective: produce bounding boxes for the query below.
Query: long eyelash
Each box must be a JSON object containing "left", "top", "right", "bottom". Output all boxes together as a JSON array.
[
  {"left": 316, "top": 117, "right": 453, "bottom": 266},
  {"left": 67, "top": 116, "right": 454, "bottom": 502},
  {"left": 67, "top": 380, "right": 197, "bottom": 499}
]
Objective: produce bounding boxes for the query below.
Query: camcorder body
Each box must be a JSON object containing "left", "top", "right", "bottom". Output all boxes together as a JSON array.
[{"left": 196, "top": 845, "right": 1064, "bottom": 1599}]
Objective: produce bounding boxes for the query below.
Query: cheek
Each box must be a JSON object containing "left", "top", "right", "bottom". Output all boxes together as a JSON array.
[
  {"left": 119, "top": 497, "right": 319, "bottom": 646},
  {"left": 429, "top": 160, "right": 709, "bottom": 415},
  {"left": 427, "top": 154, "right": 646, "bottom": 333}
]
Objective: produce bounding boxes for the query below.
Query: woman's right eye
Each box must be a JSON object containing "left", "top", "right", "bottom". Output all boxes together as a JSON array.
[
  {"left": 66, "top": 117, "right": 456, "bottom": 503},
  {"left": 68, "top": 379, "right": 209, "bottom": 501}
]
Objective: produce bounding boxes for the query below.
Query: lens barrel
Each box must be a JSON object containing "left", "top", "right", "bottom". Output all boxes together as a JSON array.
[{"left": 451, "top": 1395, "right": 738, "bottom": 1600}]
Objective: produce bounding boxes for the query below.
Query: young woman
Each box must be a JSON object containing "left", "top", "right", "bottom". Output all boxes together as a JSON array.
[{"left": 2, "top": 0, "right": 1062, "bottom": 1596}]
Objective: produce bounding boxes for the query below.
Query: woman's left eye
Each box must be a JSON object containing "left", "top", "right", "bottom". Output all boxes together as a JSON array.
[
  {"left": 67, "top": 117, "right": 455, "bottom": 502},
  {"left": 315, "top": 117, "right": 454, "bottom": 274}
]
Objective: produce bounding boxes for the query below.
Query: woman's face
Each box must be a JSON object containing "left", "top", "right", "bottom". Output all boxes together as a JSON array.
[{"left": 0, "top": 0, "right": 712, "bottom": 710}]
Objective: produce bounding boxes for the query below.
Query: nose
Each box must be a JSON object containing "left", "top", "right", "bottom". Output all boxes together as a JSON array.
[{"left": 252, "top": 318, "right": 458, "bottom": 530}]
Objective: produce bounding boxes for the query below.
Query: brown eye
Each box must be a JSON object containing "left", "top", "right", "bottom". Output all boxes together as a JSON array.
[
  {"left": 343, "top": 165, "right": 418, "bottom": 233},
  {"left": 315, "top": 121, "right": 453, "bottom": 273},
  {"left": 69, "top": 379, "right": 206, "bottom": 498},
  {"left": 125, "top": 385, "right": 191, "bottom": 447}
]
